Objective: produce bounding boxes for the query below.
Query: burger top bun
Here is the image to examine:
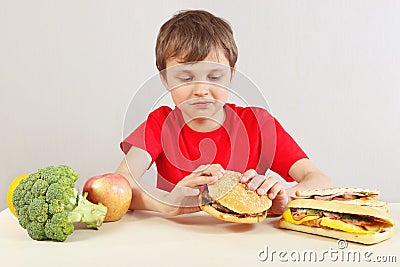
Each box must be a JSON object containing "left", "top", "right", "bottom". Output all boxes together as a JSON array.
[{"left": 207, "top": 170, "right": 272, "bottom": 214}]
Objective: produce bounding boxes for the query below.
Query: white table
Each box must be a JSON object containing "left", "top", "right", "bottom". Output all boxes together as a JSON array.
[{"left": 0, "top": 205, "right": 399, "bottom": 267}]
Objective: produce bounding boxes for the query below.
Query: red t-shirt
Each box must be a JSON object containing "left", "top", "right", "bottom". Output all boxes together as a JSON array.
[{"left": 121, "top": 103, "right": 307, "bottom": 191}]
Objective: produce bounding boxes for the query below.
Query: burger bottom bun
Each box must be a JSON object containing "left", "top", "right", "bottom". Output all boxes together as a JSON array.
[
  {"left": 278, "top": 219, "right": 395, "bottom": 245},
  {"left": 200, "top": 204, "right": 267, "bottom": 224}
]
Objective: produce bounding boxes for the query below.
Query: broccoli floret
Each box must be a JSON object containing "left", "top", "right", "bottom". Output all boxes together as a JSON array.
[
  {"left": 45, "top": 212, "right": 75, "bottom": 242},
  {"left": 23, "top": 191, "right": 34, "bottom": 205},
  {"left": 39, "top": 165, "right": 78, "bottom": 185},
  {"left": 57, "top": 177, "right": 75, "bottom": 188},
  {"left": 27, "top": 221, "right": 46, "bottom": 241},
  {"left": 46, "top": 183, "right": 78, "bottom": 211},
  {"left": 12, "top": 184, "right": 27, "bottom": 208},
  {"left": 28, "top": 196, "right": 48, "bottom": 223},
  {"left": 31, "top": 179, "right": 49, "bottom": 197},
  {"left": 17, "top": 206, "right": 30, "bottom": 229},
  {"left": 23, "top": 174, "right": 38, "bottom": 190},
  {"left": 12, "top": 165, "right": 107, "bottom": 242}
]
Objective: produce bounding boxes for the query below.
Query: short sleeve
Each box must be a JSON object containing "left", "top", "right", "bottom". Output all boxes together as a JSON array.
[
  {"left": 270, "top": 118, "right": 308, "bottom": 182},
  {"left": 120, "top": 107, "right": 169, "bottom": 162}
]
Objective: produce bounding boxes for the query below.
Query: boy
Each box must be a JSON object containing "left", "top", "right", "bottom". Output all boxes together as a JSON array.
[{"left": 116, "top": 10, "right": 332, "bottom": 216}]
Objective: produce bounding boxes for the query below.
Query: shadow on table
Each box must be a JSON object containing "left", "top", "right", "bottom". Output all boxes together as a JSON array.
[
  {"left": 123, "top": 210, "right": 278, "bottom": 234},
  {"left": 165, "top": 215, "right": 256, "bottom": 233}
]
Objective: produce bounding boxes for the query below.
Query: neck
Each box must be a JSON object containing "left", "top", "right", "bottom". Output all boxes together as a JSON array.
[{"left": 183, "top": 107, "right": 226, "bottom": 132}]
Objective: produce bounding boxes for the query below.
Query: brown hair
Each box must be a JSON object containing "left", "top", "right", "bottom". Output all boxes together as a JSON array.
[{"left": 155, "top": 10, "right": 238, "bottom": 71}]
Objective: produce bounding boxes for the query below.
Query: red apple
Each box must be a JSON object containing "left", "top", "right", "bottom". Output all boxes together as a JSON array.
[{"left": 83, "top": 173, "right": 132, "bottom": 222}]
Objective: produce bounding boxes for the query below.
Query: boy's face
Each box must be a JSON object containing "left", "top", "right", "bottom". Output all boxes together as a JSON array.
[{"left": 161, "top": 49, "right": 233, "bottom": 120}]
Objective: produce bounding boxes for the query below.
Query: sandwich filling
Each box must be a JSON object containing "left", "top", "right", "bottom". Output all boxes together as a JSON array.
[
  {"left": 297, "top": 193, "right": 377, "bottom": 201},
  {"left": 295, "top": 188, "right": 380, "bottom": 201},
  {"left": 282, "top": 208, "right": 390, "bottom": 234},
  {"left": 201, "top": 186, "right": 266, "bottom": 218}
]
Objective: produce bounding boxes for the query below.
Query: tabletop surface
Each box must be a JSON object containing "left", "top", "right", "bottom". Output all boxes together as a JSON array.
[{"left": 1, "top": 204, "right": 399, "bottom": 267}]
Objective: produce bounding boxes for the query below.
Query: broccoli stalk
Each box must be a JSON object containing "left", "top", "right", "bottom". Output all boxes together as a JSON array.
[
  {"left": 12, "top": 165, "right": 107, "bottom": 242},
  {"left": 68, "top": 192, "right": 107, "bottom": 229},
  {"left": 45, "top": 192, "right": 107, "bottom": 242}
]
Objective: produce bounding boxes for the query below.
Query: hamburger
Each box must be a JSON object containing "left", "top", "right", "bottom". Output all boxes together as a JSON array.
[
  {"left": 199, "top": 170, "right": 272, "bottom": 224},
  {"left": 279, "top": 188, "right": 395, "bottom": 244}
]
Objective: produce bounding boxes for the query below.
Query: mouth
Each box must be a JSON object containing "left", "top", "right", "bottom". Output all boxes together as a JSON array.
[{"left": 190, "top": 99, "right": 215, "bottom": 108}]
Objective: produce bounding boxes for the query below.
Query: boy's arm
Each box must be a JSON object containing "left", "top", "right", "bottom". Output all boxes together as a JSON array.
[
  {"left": 286, "top": 158, "right": 333, "bottom": 198},
  {"left": 115, "top": 146, "right": 166, "bottom": 212},
  {"left": 115, "top": 146, "right": 216, "bottom": 216}
]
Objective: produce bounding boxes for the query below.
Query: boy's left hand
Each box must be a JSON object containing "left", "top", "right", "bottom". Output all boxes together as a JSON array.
[{"left": 240, "top": 169, "right": 288, "bottom": 215}]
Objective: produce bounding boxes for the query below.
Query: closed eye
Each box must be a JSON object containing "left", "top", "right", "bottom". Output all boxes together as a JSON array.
[
  {"left": 179, "top": 76, "right": 193, "bottom": 82},
  {"left": 208, "top": 75, "right": 222, "bottom": 81}
]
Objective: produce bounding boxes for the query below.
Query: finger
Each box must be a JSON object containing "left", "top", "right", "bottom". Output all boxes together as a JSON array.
[
  {"left": 273, "top": 187, "right": 287, "bottom": 201},
  {"left": 262, "top": 182, "right": 284, "bottom": 200},
  {"left": 194, "top": 164, "right": 225, "bottom": 178},
  {"left": 267, "top": 188, "right": 288, "bottom": 215},
  {"left": 240, "top": 169, "right": 257, "bottom": 183},
  {"left": 193, "top": 163, "right": 223, "bottom": 173},
  {"left": 193, "top": 165, "right": 207, "bottom": 173},
  {"left": 179, "top": 174, "right": 218, "bottom": 188},
  {"left": 203, "top": 164, "right": 225, "bottom": 177},
  {"left": 247, "top": 175, "right": 266, "bottom": 191},
  {"left": 256, "top": 176, "right": 279, "bottom": 195},
  {"left": 207, "top": 164, "right": 225, "bottom": 178},
  {"left": 180, "top": 206, "right": 201, "bottom": 214},
  {"left": 268, "top": 183, "right": 284, "bottom": 199},
  {"left": 172, "top": 184, "right": 200, "bottom": 197}
]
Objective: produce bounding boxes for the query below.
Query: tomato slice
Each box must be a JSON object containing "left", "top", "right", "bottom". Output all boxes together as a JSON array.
[
  {"left": 292, "top": 214, "right": 308, "bottom": 220},
  {"left": 356, "top": 221, "right": 376, "bottom": 226},
  {"left": 332, "top": 196, "right": 354, "bottom": 201}
]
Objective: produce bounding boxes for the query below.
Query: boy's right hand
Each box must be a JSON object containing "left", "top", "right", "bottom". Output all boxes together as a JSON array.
[
  {"left": 161, "top": 164, "right": 225, "bottom": 216},
  {"left": 178, "top": 163, "right": 225, "bottom": 188}
]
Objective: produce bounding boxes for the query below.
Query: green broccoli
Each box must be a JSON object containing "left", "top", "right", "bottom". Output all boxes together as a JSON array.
[{"left": 12, "top": 165, "right": 107, "bottom": 242}]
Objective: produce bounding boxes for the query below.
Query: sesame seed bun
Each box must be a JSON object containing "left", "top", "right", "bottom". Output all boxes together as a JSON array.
[{"left": 199, "top": 170, "right": 272, "bottom": 224}]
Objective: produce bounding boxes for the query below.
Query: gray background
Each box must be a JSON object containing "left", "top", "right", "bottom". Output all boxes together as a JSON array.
[{"left": 1, "top": 0, "right": 399, "bottom": 211}]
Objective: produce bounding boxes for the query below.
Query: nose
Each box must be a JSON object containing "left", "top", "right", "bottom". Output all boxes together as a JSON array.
[{"left": 192, "top": 82, "right": 209, "bottom": 97}]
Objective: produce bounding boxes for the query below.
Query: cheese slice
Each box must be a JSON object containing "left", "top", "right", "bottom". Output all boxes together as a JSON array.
[
  {"left": 282, "top": 209, "right": 320, "bottom": 225},
  {"left": 320, "top": 217, "right": 376, "bottom": 234}
]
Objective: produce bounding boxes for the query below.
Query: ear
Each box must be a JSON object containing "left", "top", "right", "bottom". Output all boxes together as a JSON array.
[{"left": 159, "top": 71, "right": 169, "bottom": 90}]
